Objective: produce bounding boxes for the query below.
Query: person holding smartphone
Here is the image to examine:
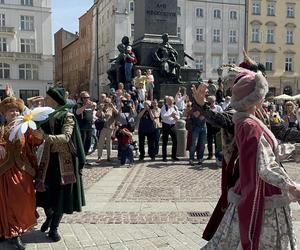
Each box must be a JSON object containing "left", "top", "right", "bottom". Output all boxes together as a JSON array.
[{"left": 75, "top": 91, "right": 96, "bottom": 155}]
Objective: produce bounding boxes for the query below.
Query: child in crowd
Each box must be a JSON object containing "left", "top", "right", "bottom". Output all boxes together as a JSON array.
[
  {"left": 146, "top": 69, "right": 154, "bottom": 101},
  {"left": 115, "top": 124, "right": 134, "bottom": 167}
]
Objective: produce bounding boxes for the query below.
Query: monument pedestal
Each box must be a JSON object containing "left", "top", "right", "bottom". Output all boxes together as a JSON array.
[{"left": 133, "top": 34, "right": 184, "bottom": 67}]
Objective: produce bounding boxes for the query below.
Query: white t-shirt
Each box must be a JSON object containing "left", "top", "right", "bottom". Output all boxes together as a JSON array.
[
  {"left": 137, "top": 88, "right": 145, "bottom": 101},
  {"left": 211, "top": 104, "right": 223, "bottom": 113},
  {"left": 175, "top": 95, "right": 186, "bottom": 111}
]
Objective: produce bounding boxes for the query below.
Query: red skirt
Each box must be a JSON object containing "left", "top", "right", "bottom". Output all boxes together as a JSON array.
[{"left": 0, "top": 166, "right": 36, "bottom": 238}]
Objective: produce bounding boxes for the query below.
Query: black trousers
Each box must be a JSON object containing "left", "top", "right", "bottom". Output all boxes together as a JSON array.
[
  {"left": 206, "top": 123, "right": 219, "bottom": 157},
  {"left": 80, "top": 129, "right": 92, "bottom": 155},
  {"left": 138, "top": 132, "right": 155, "bottom": 158},
  {"left": 44, "top": 208, "right": 63, "bottom": 230},
  {"left": 162, "top": 123, "right": 177, "bottom": 159}
]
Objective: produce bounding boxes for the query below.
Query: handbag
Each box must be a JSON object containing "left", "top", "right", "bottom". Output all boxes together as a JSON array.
[{"left": 95, "top": 118, "right": 105, "bottom": 131}]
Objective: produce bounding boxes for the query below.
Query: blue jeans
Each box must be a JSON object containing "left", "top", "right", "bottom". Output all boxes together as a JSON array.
[
  {"left": 125, "top": 62, "right": 133, "bottom": 83},
  {"left": 120, "top": 144, "right": 134, "bottom": 165},
  {"left": 189, "top": 126, "right": 206, "bottom": 161},
  {"left": 153, "top": 128, "right": 160, "bottom": 155}
]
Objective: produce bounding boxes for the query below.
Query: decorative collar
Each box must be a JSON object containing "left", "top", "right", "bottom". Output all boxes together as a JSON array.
[{"left": 233, "top": 112, "right": 278, "bottom": 149}]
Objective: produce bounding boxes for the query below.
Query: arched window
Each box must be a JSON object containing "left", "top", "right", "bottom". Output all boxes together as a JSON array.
[
  {"left": 0, "top": 62, "right": 10, "bottom": 79},
  {"left": 19, "top": 64, "right": 38, "bottom": 80}
]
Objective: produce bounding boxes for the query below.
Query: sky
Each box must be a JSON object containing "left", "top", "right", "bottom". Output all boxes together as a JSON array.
[{"left": 52, "top": 0, "right": 94, "bottom": 36}]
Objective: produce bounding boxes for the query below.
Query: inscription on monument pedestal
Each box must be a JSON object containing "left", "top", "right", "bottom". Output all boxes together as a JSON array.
[{"left": 135, "top": 0, "right": 177, "bottom": 41}]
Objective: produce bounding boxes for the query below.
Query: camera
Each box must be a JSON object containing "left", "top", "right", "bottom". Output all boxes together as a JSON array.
[{"left": 122, "top": 100, "right": 131, "bottom": 113}]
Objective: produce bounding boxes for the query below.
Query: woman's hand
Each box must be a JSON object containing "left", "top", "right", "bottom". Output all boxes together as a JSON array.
[
  {"left": 191, "top": 83, "right": 207, "bottom": 106},
  {"left": 0, "top": 145, "right": 6, "bottom": 160},
  {"left": 32, "top": 129, "right": 44, "bottom": 140},
  {"left": 288, "top": 184, "right": 300, "bottom": 201}
]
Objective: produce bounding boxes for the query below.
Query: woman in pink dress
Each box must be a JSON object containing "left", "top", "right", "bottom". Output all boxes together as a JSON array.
[{"left": 202, "top": 69, "right": 300, "bottom": 249}]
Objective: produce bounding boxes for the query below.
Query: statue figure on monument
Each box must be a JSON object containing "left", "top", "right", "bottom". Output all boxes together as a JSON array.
[
  {"left": 154, "top": 33, "right": 181, "bottom": 82},
  {"left": 107, "top": 36, "right": 131, "bottom": 88}
]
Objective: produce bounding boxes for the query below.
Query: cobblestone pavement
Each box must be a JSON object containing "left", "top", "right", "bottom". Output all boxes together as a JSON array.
[
  {"left": 1, "top": 150, "right": 300, "bottom": 249},
  {"left": 112, "top": 161, "right": 221, "bottom": 202},
  {"left": 82, "top": 166, "right": 112, "bottom": 190}
]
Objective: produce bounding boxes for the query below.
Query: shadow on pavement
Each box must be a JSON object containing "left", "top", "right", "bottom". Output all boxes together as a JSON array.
[
  {"left": 22, "top": 229, "right": 52, "bottom": 243},
  {"left": 0, "top": 230, "right": 51, "bottom": 249}
]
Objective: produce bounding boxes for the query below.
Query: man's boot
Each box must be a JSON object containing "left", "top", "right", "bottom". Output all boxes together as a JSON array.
[
  {"left": 48, "top": 213, "right": 63, "bottom": 242},
  {"left": 9, "top": 236, "right": 25, "bottom": 250},
  {"left": 41, "top": 208, "right": 54, "bottom": 233}
]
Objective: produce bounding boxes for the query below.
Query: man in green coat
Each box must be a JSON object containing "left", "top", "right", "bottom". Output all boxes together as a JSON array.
[{"left": 36, "top": 87, "right": 85, "bottom": 242}]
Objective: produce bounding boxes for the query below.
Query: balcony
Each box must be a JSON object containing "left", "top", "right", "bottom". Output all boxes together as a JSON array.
[
  {"left": 0, "top": 51, "right": 42, "bottom": 61},
  {"left": 0, "top": 27, "right": 15, "bottom": 36}
]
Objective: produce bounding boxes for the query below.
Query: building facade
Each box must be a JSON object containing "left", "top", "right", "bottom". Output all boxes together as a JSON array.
[
  {"left": 247, "top": 0, "right": 300, "bottom": 96},
  {"left": 90, "top": 0, "right": 134, "bottom": 96},
  {"left": 90, "top": 0, "right": 246, "bottom": 95},
  {"left": 0, "top": 0, "right": 53, "bottom": 100},
  {"left": 54, "top": 6, "right": 94, "bottom": 96},
  {"left": 179, "top": 0, "right": 246, "bottom": 79}
]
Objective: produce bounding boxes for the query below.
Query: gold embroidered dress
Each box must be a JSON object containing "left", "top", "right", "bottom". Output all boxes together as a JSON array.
[{"left": 0, "top": 128, "right": 41, "bottom": 238}]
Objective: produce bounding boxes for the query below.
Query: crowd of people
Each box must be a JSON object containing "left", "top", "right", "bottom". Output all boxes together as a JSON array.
[
  {"left": 0, "top": 54, "right": 300, "bottom": 249},
  {"left": 65, "top": 68, "right": 300, "bottom": 169}
]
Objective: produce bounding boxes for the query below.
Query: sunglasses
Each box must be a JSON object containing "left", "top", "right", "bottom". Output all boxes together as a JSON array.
[{"left": 82, "top": 96, "right": 90, "bottom": 99}]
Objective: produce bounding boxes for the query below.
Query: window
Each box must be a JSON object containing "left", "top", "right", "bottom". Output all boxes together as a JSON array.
[
  {"left": 21, "top": 0, "right": 33, "bottom": 6},
  {"left": 266, "top": 29, "right": 274, "bottom": 43},
  {"left": 265, "top": 56, "right": 273, "bottom": 71},
  {"left": 213, "top": 9, "right": 221, "bottom": 19},
  {"left": 212, "top": 56, "right": 221, "bottom": 71},
  {"left": 19, "top": 90, "right": 39, "bottom": 102},
  {"left": 230, "top": 11, "right": 237, "bottom": 20},
  {"left": 251, "top": 55, "right": 260, "bottom": 63},
  {"left": 131, "top": 24, "right": 134, "bottom": 38},
  {"left": 286, "top": 30, "right": 293, "bottom": 44},
  {"left": 19, "top": 64, "right": 38, "bottom": 80},
  {"left": 129, "top": 1, "right": 134, "bottom": 12},
  {"left": 213, "top": 29, "right": 221, "bottom": 42},
  {"left": 196, "top": 8, "right": 203, "bottom": 17},
  {"left": 252, "top": 3, "right": 261, "bottom": 15},
  {"left": 0, "top": 38, "right": 7, "bottom": 51},
  {"left": 0, "top": 63, "right": 9, "bottom": 79},
  {"left": 177, "top": 27, "right": 181, "bottom": 39},
  {"left": 20, "top": 16, "right": 34, "bottom": 31},
  {"left": 285, "top": 57, "right": 293, "bottom": 71},
  {"left": 177, "top": 6, "right": 181, "bottom": 16},
  {"left": 229, "top": 30, "right": 237, "bottom": 43},
  {"left": 0, "top": 14, "right": 5, "bottom": 27},
  {"left": 196, "top": 28, "right": 204, "bottom": 41},
  {"left": 252, "top": 27, "right": 260, "bottom": 42},
  {"left": 195, "top": 58, "right": 204, "bottom": 71},
  {"left": 20, "top": 38, "right": 35, "bottom": 53},
  {"left": 228, "top": 57, "right": 236, "bottom": 64},
  {"left": 287, "top": 6, "right": 294, "bottom": 18},
  {"left": 267, "top": 4, "right": 275, "bottom": 16},
  {"left": 0, "top": 0, "right": 4, "bottom": 4}
]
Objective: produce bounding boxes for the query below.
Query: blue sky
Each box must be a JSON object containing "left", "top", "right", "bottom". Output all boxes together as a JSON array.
[{"left": 52, "top": 0, "right": 94, "bottom": 35}]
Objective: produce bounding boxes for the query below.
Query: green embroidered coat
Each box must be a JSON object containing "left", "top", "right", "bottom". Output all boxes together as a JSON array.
[{"left": 36, "top": 109, "right": 86, "bottom": 214}]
